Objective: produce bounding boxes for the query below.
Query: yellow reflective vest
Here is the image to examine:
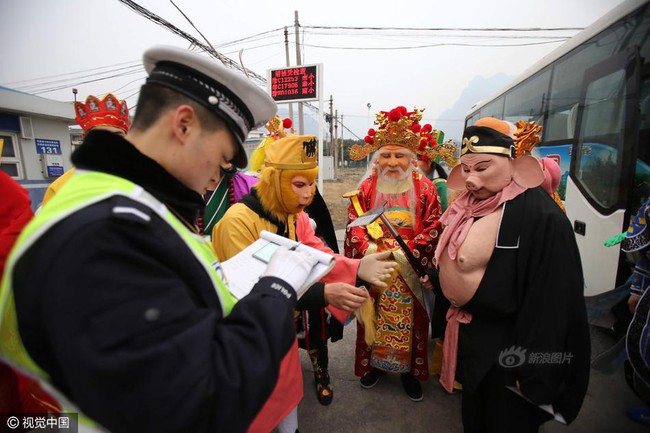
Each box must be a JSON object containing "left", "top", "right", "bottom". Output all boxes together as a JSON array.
[{"left": 0, "top": 170, "right": 237, "bottom": 430}]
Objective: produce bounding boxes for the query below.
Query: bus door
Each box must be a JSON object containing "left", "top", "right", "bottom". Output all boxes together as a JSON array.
[{"left": 566, "top": 48, "right": 640, "bottom": 296}]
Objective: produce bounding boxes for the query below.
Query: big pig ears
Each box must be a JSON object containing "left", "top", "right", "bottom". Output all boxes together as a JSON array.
[
  {"left": 447, "top": 165, "right": 466, "bottom": 191},
  {"left": 512, "top": 155, "right": 545, "bottom": 189}
]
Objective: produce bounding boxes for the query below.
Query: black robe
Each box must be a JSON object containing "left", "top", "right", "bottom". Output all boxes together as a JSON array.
[
  {"left": 305, "top": 188, "right": 340, "bottom": 254},
  {"left": 455, "top": 187, "right": 590, "bottom": 425}
]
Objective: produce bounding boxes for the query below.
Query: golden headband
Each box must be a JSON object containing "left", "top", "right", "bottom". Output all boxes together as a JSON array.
[{"left": 461, "top": 135, "right": 515, "bottom": 158}]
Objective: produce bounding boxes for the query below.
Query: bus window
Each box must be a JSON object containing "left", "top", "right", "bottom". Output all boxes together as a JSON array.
[
  {"left": 631, "top": 5, "right": 650, "bottom": 66},
  {"left": 632, "top": 72, "right": 650, "bottom": 211},
  {"left": 547, "top": 23, "right": 630, "bottom": 143},
  {"left": 575, "top": 68, "right": 626, "bottom": 210},
  {"left": 466, "top": 111, "right": 480, "bottom": 126},
  {"left": 503, "top": 68, "right": 551, "bottom": 125},
  {"left": 631, "top": 7, "right": 650, "bottom": 211},
  {"left": 480, "top": 96, "right": 504, "bottom": 120}
]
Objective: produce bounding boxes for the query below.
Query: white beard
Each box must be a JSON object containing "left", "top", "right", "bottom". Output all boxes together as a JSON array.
[
  {"left": 376, "top": 166, "right": 413, "bottom": 194},
  {"left": 374, "top": 166, "right": 417, "bottom": 227}
]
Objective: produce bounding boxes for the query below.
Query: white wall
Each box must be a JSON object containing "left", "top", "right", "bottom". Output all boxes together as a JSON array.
[{"left": 19, "top": 116, "right": 73, "bottom": 181}]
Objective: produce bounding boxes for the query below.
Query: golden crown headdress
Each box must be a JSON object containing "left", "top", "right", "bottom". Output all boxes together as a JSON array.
[{"left": 349, "top": 106, "right": 457, "bottom": 166}]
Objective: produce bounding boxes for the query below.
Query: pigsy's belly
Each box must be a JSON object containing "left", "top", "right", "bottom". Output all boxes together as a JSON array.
[{"left": 439, "top": 255, "right": 485, "bottom": 307}]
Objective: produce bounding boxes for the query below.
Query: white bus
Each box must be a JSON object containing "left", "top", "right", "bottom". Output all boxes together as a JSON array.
[{"left": 465, "top": 0, "right": 650, "bottom": 296}]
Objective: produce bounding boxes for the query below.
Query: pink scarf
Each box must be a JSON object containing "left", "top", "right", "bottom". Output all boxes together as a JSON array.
[
  {"left": 434, "top": 181, "right": 525, "bottom": 264},
  {"left": 440, "top": 306, "right": 473, "bottom": 393}
]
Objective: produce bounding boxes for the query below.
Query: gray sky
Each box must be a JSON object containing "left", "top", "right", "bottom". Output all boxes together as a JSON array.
[{"left": 0, "top": 0, "right": 625, "bottom": 139}]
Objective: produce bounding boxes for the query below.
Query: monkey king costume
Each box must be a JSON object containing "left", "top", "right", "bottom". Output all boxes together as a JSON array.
[{"left": 213, "top": 134, "right": 362, "bottom": 431}]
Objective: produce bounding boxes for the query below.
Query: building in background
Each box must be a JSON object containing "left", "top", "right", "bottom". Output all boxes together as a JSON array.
[{"left": 0, "top": 87, "right": 74, "bottom": 209}]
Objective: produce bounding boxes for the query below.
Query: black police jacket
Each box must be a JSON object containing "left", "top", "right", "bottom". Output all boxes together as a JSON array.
[{"left": 13, "top": 130, "right": 297, "bottom": 433}]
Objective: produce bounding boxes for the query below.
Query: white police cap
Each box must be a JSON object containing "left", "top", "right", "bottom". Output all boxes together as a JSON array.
[{"left": 143, "top": 45, "right": 277, "bottom": 168}]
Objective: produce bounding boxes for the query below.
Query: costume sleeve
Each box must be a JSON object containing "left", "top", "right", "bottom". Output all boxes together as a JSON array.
[
  {"left": 296, "top": 211, "right": 355, "bottom": 323},
  {"left": 624, "top": 201, "right": 650, "bottom": 296},
  {"left": 630, "top": 252, "right": 650, "bottom": 296},
  {"left": 433, "top": 179, "right": 449, "bottom": 212},
  {"left": 212, "top": 204, "right": 260, "bottom": 261},
  {"left": 406, "top": 179, "right": 442, "bottom": 270},
  {"left": 344, "top": 186, "right": 374, "bottom": 260},
  {"left": 297, "top": 282, "right": 326, "bottom": 310},
  {"left": 230, "top": 173, "right": 259, "bottom": 203},
  {"left": 296, "top": 211, "right": 359, "bottom": 285},
  {"left": 514, "top": 206, "right": 590, "bottom": 424},
  {"left": 0, "top": 172, "right": 33, "bottom": 272},
  {"left": 15, "top": 216, "right": 296, "bottom": 433}
]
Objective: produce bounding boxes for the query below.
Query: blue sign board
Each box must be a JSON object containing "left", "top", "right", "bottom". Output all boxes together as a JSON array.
[
  {"left": 46, "top": 165, "right": 64, "bottom": 177},
  {"left": 35, "top": 138, "right": 61, "bottom": 155}
]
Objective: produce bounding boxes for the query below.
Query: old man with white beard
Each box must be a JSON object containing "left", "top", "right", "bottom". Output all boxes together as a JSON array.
[{"left": 345, "top": 106, "right": 443, "bottom": 401}]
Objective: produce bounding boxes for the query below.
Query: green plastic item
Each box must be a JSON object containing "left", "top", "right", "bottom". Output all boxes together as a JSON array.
[{"left": 604, "top": 232, "right": 626, "bottom": 247}]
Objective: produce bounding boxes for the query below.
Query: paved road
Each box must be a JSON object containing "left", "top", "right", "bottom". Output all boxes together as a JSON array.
[
  {"left": 292, "top": 231, "right": 647, "bottom": 432},
  {"left": 296, "top": 323, "right": 645, "bottom": 433}
]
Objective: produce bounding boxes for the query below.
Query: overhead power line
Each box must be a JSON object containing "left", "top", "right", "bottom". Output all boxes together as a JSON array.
[
  {"left": 303, "top": 25, "right": 585, "bottom": 32},
  {"left": 116, "top": 0, "right": 267, "bottom": 85},
  {"left": 31, "top": 68, "right": 145, "bottom": 95},
  {"left": 216, "top": 27, "right": 284, "bottom": 48},
  {"left": 301, "top": 104, "right": 361, "bottom": 140},
  {"left": 7, "top": 12, "right": 583, "bottom": 95},
  {"left": 301, "top": 39, "right": 568, "bottom": 50},
  {"left": 338, "top": 120, "right": 361, "bottom": 140},
  {"left": 302, "top": 30, "right": 573, "bottom": 40},
  {"left": 101, "top": 3, "right": 586, "bottom": 136},
  {"left": 2, "top": 60, "right": 141, "bottom": 87},
  {"left": 109, "top": 73, "right": 150, "bottom": 94},
  {"left": 222, "top": 42, "right": 281, "bottom": 55},
  {"left": 16, "top": 65, "right": 144, "bottom": 92}
]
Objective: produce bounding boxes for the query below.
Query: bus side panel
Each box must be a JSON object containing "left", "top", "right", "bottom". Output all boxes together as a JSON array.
[{"left": 565, "top": 176, "right": 624, "bottom": 296}]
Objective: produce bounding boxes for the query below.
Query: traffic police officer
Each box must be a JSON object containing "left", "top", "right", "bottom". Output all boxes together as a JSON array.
[{"left": 0, "top": 45, "right": 316, "bottom": 432}]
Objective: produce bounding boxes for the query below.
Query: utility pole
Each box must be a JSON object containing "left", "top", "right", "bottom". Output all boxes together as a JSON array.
[
  {"left": 283, "top": 27, "right": 294, "bottom": 123},
  {"left": 294, "top": 11, "right": 304, "bottom": 134},
  {"left": 334, "top": 109, "right": 339, "bottom": 178},
  {"left": 328, "top": 95, "right": 334, "bottom": 157},
  {"left": 340, "top": 114, "right": 344, "bottom": 168}
]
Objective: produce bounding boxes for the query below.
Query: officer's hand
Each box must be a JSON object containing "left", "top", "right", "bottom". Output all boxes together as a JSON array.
[
  {"left": 324, "top": 283, "right": 369, "bottom": 311},
  {"left": 262, "top": 246, "right": 318, "bottom": 298}
]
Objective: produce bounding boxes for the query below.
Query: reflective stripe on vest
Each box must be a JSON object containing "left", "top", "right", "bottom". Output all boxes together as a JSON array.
[{"left": 0, "top": 170, "right": 237, "bottom": 429}]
